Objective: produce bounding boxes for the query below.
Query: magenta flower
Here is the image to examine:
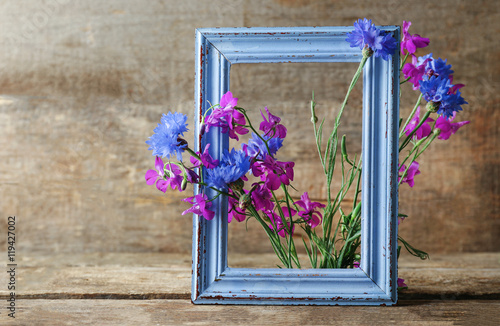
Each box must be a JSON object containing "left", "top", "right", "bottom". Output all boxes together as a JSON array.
[
  {"left": 250, "top": 183, "right": 274, "bottom": 212},
  {"left": 145, "top": 156, "right": 169, "bottom": 192},
  {"left": 220, "top": 91, "right": 238, "bottom": 110},
  {"left": 353, "top": 261, "right": 360, "bottom": 268},
  {"left": 260, "top": 107, "right": 287, "bottom": 139},
  {"left": 399, "top": 162, "right": 421, "bottom": 188},
  {"left": 252, "top": 155, "right": 295, "bottom": 191},
  {"left": 228, "top": 194, "right": 246, "bottom": 223},
  {"left": 401, "top": 21, "right": 430, "bottom": 55},
  {"left": 402, "top": 55, "right": 431, "bottom": 90},
  {"left": 182, "top": 193, "right": 215, "bottom": 221},
  {"left": 294, "top": 192, "right": 325, "bottom": 228},
  {"left": 435, "top": 114, "right": 470, "bottom": 140},
  {"left": 397, "top": 278, "right": 408, "bottom": 289},
  {"left": 267, "top": 208, "right": 296, "bottom": 238},
  {"left": 403, "top": 106, "right": 434, "bottom": 140},
  {"left": 190, "top": 144, "right": 219, "bottom": 169},
  {"left": 204, "top": 92, "right": 249, "bottom": 141}
]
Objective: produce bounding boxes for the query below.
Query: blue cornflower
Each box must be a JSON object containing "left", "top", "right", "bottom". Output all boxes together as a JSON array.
[
  {"left": 419, "top": 75, "right": 452, "bottom": 103},
  {"left": 205, "top": 148, "right": 251, "bottom": 191},
  {"left": 345, "top": 18, "right": 397, "bottom": 60},
  {"left": 426, "top": 57, "right": 453, "bottom": 79},
  {"left": 437, "top": 90, "right": 467, "bottom": 119},
  {"left": 243, "top": 133, "right": 283, "bottom": 160},
  {"left": 146, "top": 112, "right": 189, "bottom": 161}
]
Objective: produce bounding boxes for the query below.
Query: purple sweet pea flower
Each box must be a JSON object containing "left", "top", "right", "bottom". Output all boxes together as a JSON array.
[
  {"left": 228, "top": 194, "right": 247, "bottom": 223},
  {"left": 397, "top": 278, "right": 408, "bottom": 290},
  {"left": 403, "top": 55, "right": 432, "bottom": 90},
  {"left": 403, "top": 106, "right": 435, "bottom": 140},
  {"left": 294, "top": 192, "right": 325, "bottom": 228},
  {"left": 252, "top": 155, "right": 295, "bottom": 191},
  {"left": 189, "top": 144, "right": 219, "bottom": 169},
  {"left": 435, "top": 113, "right": 470, "bottom": 140},
  {"left": 250, "top": 183, "right": 274, "bottom": 212},
  {"left": 267, "top": 207, "right": 296, "bottom": 238},
  {"left": 401, "top": 21, "right": 430, "bottom": 55},
  {"left": 145, "top": 156, "right": 169, "bottom": 192},
  {"left": 182, "top": 193, "right": 215, "bottom": 221},
  {"left": 399, "top": 162, "right": 421, "bottom": 188},
  {"left": 204, "top": 92, "right": 249, "bottom": 141},
  {"left": 260, "top": 107, "right": 287, "bottom": 139},
  {"left": 220, "top": 91, "right": 238, "bottom": 110}
]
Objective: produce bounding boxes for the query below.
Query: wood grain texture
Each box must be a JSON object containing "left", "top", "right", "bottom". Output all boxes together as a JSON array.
[
  {"left": 0, "top": 252, "right": 498, "bottom": 325},
  {"left": 0, "top": 0, "right": 498, "bottom": 257},
  {"left": 0, "top": 253, "right": 498, "bottom": 300},
  {"left": 10, "top": 300, "right": 500, "bottom": 326}
]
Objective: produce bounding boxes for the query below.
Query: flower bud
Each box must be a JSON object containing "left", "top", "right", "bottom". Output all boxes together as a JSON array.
[
  {"left": 425, "top": 101, "right": 439, "bottom": 113},
  {"left": 229, "top": 178, "right": 244, "bottom": 192},
  {"left": 177, "top": 137, "right": 188, "bottom": 147},
  {"left": 238, "top": 193, "right": 252, "bottom": 210},
  {"left": 362, "top": 46, "right": 374, "bottom": 58},
  {"left": 311, "top": 115, "right": 318, "bottom": 124},
  {"left": 433, "top": 128, "right": 442, "bottom": 136},
  {"left": 181, "top": 177, "right": 188, "bottom": 191}
]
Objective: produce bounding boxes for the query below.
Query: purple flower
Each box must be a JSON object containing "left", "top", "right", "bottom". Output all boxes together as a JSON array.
[
  {"left": 260, "top": 107, "right": 287, "bottom": 139},
  {"left": 146, "top": 112, "right": 189, "bottom": 161},
  {"left": 403, "top": 106, "right": 434, "bottom": 140},
  {"left": 220, "top": 91, "right": 238, "bottom": 110},
  {"left": 190, "top": 144, "right": 219, "bottom": 169},
  {"left": 205, "top": 148, "right": 251, "bottom": 191},
  {"left": 145, "top": 156, "right": 169, "bottom": 193},
  {"left": 252, "top": 155, "right": 295, "bottom": 191},
  {"left": 345, "top": 18, "right": 397, "bottom": 60},
  {"left": 353, "top": 261, "right": 360, "bottom": 268},
  {"left": 250, "top": 183, "right": 274, "bottom": 212},
  {"left": 267, "top": 208, "right": 296, "bottom": 238},
  {"left": 397, "top": 278, "right": 408, "bottom": 290},
  {"left": 228, "top": 194, "right": 246, "bottom": 223},
  {"left": 399, "top": 162, "right": 421, "bottom": 188},
  {"left": 204, "top": 92, "right": 249, "bottom": 141},
  {"left": 401, "top": 21, "right": 430, "bottom": 55},
  {"left": 435, "top": 113, "right": 470, "bottom": 140},
  {"left": 403, "top": 55, "right": 431, "bottom": 90},
  {"left": 242, "top": 133, "right": 283, "bottom": 160},
  {"left": 294, "top": 192, "right": 325, "bottom": 228},
  {"left": 182, "top": 193, "right": 215, "bottom": 221}
]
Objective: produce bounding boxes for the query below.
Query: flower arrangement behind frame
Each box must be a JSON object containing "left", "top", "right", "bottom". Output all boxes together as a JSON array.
[{"left": 145, "top": 19, "right": 469, "bottom": 290}]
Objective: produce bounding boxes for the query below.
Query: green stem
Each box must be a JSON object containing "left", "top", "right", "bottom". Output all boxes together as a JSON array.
[
  {"left": 399, "top": 109, "right": 432, "bottom": 152},
  {"left": 399, "top": 93, "right": 423, "bottom": 139}
]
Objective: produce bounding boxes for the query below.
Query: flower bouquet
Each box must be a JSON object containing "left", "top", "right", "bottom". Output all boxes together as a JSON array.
[{"left": 145, "top": 19, "right": 468, "bottom": 290}]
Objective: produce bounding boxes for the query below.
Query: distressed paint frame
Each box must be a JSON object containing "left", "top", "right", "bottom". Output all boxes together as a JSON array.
[{"left": 193, "top": 26, "right": 400, "bottom": 305}]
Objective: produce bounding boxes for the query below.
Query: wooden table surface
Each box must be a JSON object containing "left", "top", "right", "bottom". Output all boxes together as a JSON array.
[{"left": 0, "top": 252, "right": 498, "bottom": 325}]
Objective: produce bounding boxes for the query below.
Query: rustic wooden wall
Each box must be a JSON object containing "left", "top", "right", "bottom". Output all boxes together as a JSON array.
[{"left": 0, "top": 0, "right": 498, "bottom": 262}]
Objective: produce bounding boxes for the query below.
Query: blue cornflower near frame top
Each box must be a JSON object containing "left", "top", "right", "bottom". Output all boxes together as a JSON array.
[
  {"left": 346, "top": 18, "right": 397, "bottom": 60},
  {"left": 146, "top": 112, "right": 189, "bottom": 161}
]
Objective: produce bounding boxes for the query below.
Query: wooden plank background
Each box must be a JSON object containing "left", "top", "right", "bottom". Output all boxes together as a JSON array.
[{"left": 0, "top": 0, "right": 498, "bottom": 266}]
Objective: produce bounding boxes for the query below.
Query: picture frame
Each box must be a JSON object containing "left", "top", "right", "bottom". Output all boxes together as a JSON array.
[{"left": 192, "top": 26, "right": 400, "bottom": 305}]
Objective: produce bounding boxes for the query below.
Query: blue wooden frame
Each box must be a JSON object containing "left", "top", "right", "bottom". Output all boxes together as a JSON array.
[{"left": 193, "top": 26, "right": 400, "bottom": 305}]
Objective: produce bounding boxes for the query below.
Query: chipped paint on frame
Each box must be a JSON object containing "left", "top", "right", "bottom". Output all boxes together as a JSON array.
[{"left": 192, "top": 26, "right": 400, "bottom": 305}]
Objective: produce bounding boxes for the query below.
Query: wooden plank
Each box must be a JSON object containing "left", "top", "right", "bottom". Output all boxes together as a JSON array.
[
  {"left": 0, "top": 253, "right": 498, "bottom": 300},
  {"left": 8, "top": 299, "right": 500, "bottom": 326}
]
